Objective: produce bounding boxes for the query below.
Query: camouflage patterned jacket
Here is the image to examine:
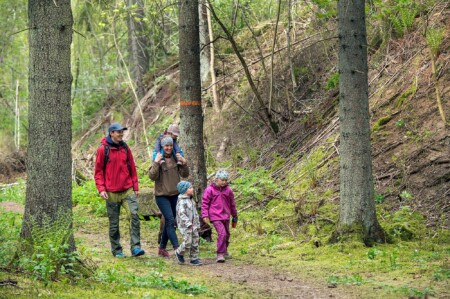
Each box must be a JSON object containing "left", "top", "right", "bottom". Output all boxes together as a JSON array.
[{"left": 176, "top": 194, "right": 200, "bottom": 230}]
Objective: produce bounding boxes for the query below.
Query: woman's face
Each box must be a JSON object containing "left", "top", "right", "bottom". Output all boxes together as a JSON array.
[{"left": 163, "top": 144, "right": 173, "bottom": 155}]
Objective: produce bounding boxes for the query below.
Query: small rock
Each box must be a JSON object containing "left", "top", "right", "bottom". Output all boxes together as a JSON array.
[
  {"left": 328, "top": 284, "right": 337, "bottom": 288},
  {"left": 287, "top": 278, "right": 293, "bottom": 282}
]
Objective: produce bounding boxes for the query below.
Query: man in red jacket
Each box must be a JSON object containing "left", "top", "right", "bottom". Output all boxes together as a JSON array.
[{"left": 94, "top": 122, "right": 145, "bottom": 258}]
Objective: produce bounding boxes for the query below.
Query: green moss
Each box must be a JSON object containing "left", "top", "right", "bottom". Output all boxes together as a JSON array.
[
  {"left": 395, "top": 79, "right": 417, "bottom": 108},
  {"left": 372, "top": 115, "right": 393, "bottom": 133}
]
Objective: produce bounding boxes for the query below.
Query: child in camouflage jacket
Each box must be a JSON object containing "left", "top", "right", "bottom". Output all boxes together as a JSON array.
[{"left": 175, "top": 181, "right": 202, "bottom": 266}]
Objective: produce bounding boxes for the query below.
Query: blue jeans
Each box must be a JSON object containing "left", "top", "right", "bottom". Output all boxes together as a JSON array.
[{"left": 156, "top": 195, "right": 179, "bottom": 249}]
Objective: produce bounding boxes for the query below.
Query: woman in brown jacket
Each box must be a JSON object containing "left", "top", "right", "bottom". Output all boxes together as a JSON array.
[{"left": 149, "top": 136, "right": 189, "bottom": 257}]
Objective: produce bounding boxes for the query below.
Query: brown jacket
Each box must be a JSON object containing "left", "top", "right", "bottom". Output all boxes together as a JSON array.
[{"left": 148, "top": 156, "right": 189, "bottom": 196}]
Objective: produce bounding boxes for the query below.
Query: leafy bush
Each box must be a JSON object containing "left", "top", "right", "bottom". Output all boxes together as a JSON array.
[
  {"left": 0, "top": 210, "right": 22, "bottom": 267},
  {"left": 72, "top": 180, "right": 107, "bottom": 216},
  {"left": 18, "top": 212, "right": 81, "bottom": 283}
]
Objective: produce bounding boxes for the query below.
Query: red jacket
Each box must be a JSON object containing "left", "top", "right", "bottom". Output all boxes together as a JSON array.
[{"left": 94, "top": 137, "right": 139, "bottom": 193}]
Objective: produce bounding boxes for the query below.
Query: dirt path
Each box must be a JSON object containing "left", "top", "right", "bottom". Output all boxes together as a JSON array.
[
  {"left": 2, "top": 202, "right": 353, "bottom": 298},
  {"left": 74, "top": 220, "right": 352, "bottom": 299}
]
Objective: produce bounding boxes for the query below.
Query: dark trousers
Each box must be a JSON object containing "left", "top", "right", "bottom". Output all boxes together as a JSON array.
[
  {"left": 156, "top": 195, "right": 179, "bottom": 249},
  {"left": 106, "top": 193, "right": 141, "bottom": 256}
]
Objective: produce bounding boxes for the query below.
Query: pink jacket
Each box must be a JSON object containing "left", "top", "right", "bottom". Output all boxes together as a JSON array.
[{"left": 201, "top": 183, "right": 237, "bottom": 221}]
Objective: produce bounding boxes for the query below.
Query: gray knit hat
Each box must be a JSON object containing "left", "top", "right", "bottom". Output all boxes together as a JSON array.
[{"left": 161, "top": 136, "right": 173, "bottom": 147}]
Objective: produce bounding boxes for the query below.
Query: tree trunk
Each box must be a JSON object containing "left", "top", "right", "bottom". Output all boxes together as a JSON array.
[
  {"left": 206, "top": 0, "right": 221, "bottom": 112},
  {"left": 332, "top": 0, "right": 387, "bottom": 245},
  {"left": 178, "top": 0, "right": 207, "bottom": 200},
  {"left": 22, "top": 0, "right": 75, "bottom": 251},
  {"left": 199, "top": 0, "right": 210, "bottom": 85},
  {"left": 126, "top": 0, "right": 149, "bottom": 99}
]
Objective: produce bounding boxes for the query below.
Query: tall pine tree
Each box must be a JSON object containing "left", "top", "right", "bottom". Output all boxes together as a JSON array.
[{"left": 21, "top": 0, "right": 75, "bottom": 251}]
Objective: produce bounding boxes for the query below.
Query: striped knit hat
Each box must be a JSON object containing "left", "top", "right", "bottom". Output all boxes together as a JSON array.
[{"left": 177, "top": 181, "right": 192, "bottom": 194}]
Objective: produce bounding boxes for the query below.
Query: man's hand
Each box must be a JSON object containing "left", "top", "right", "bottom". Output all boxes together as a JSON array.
[
  {"left": 134, "top": 190, "right": 139, "bottom": 197},
  {"left": 176, "top": 153, "right": 186, "bottom": 164},
  {"left": 154, "top": 152, "right": 163, "bottom": 163},
  {"left": 100, "top": 191, "right": 108, "bottom": 200},
  {"left": 203, "top": 217, "right": 210, "bottom": 224}
]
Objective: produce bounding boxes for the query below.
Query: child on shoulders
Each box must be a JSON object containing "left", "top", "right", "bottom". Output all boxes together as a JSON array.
[
  {"left": 175, "top": 181, "right": 202, "bottom": 266},
  {"left": 153, "top": 124, "right": 184, "bottom": 164},
  {"left": 201, "top": 170, "right": 238, "bottom": 263}
]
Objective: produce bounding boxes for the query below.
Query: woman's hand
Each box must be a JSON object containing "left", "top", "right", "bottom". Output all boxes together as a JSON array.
[{"left": 154, "top": 152, "right": 163, "bottom": 163}]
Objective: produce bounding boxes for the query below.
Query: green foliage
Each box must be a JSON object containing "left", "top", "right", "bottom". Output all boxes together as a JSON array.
[
  {"left": 96, "top": 266, "right": 208, "bottom": 295},
  {"left": 374, "top": 193, "right": 385, "bottom": 204},
  {"left": 0, "top": 209, "right": 22, "bottom": 266},
  {"left": 72, "top": 180, "right": 107, "bottom": 216},
  {"left": 325, "top": 72, "right": 339, "bottom": 90},
  {"left": 0, "top": 180, "right": 26, "bottom": 204},
  {"left": 327, "top": 273, "right": 365, "bottom": 285},
  {"left": 384, "top": 0, "right": 418, "bottom": 37},
  {"left": 311, "top": 0, "right": 337, "bottom": 19},
  {"left": 426, "top": 27, "right": 445, "bottom": 56},
  {"left": 18, "top": 212, "right": 80, "bottom": 283},
  {"left": 395, "top": 118, "right": 405, "bottom": 128},
  {"left": 232, "top": 168, "right": 280, "bottom": 202}
]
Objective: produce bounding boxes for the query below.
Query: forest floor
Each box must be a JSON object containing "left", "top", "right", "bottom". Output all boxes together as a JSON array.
[{"left": 1, "top": 201, "right": 448, "bottom": 299}]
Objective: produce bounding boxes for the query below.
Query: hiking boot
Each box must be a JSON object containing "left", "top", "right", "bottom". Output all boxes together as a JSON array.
[
  {"left": 175, "top": 251, "right": 185, "bottom": 264},
  {"left": 216, "top": 254, "right": 225, "bottom": 263},
  {"left": 158, "top": 248, "right": 170, "bottom": 257},
  {"left": 190, "top": 259, "right": 203, "bottom": 266},
  {"left": 114, "top": 252, "right": 126, "bottom": 258},
  {"left": 131, "top": 247, "right": 145, "bottom": 257}
]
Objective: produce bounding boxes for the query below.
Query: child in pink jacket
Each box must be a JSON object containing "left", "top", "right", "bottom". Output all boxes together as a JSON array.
[{"left": 201, "top": 170, "right": 238, "bottom": 263}]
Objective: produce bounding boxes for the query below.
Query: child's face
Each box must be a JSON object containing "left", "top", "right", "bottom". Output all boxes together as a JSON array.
[
  {"left": 216, "top": 178, "right": 228, "bottom": 187},
  {"left": 169, "top": 132, "right": 178, "bottom": 140},
  {"left": 186, "top": 186, "right": 194, "bottom": 196}
]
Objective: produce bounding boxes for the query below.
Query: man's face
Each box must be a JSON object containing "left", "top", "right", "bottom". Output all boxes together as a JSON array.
[
  {"left": 110, "top": 130, "right": 124, "bottom": 143},
  {"left": 163, "top": 144, "right": 173, "bottom": 155}
]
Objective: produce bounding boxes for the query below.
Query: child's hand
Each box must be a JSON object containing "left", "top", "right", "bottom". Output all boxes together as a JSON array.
[
  {"left": 203, "top": 217, "right": 210, "bottom": 224},
  {"left": 176, "top": 153, "right": 186, "bottom": 164},
  {"left": 154, "top": 152, "right": 162, "bottom": 163}
]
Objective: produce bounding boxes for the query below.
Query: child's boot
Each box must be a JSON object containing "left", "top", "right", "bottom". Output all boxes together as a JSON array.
[{"left": 216, "top": 254, "right": 225, "bottom": 263}]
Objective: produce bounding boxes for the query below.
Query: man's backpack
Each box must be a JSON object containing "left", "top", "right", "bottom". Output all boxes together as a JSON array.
[{"left": 103, "top": 143, "right": 132, "bottom": 175}]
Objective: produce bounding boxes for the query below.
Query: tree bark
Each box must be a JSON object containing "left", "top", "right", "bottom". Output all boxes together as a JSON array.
[
  {"left": 126, "top": 0, "right": 149, "bottom": 99},
  {"left": 206, "top": 0, "right": 221, "bottom": 112},
  {"left": 199, "top": 0, "right": 211, "bottom": 85},
  {"left": 22, "top": 0, "right": 75, "bottom": 251},
  {"left": 332, "top": 0, "right": 387, "bottom": 245},
  {"left": 178, "top": 0, "right": 207, "bottom": 201}
]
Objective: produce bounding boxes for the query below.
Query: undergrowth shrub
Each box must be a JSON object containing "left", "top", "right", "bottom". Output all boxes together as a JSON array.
[
  {"left": 18, "top": 212, "right": 81, "bottom": 284},
  {"left": 0, "top": 209, "right": 21, "bottom": 266},
  {"left": 0, "top": 180, "right": 26, "bottom": 204},
  {"left": 72, "top": 180, "right": 106, "bottom": 216}
]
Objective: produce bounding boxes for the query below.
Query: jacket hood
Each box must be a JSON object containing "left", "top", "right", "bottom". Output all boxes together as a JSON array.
[{"left": 101, "top": 136, "right": 126, "bottom": 147}]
